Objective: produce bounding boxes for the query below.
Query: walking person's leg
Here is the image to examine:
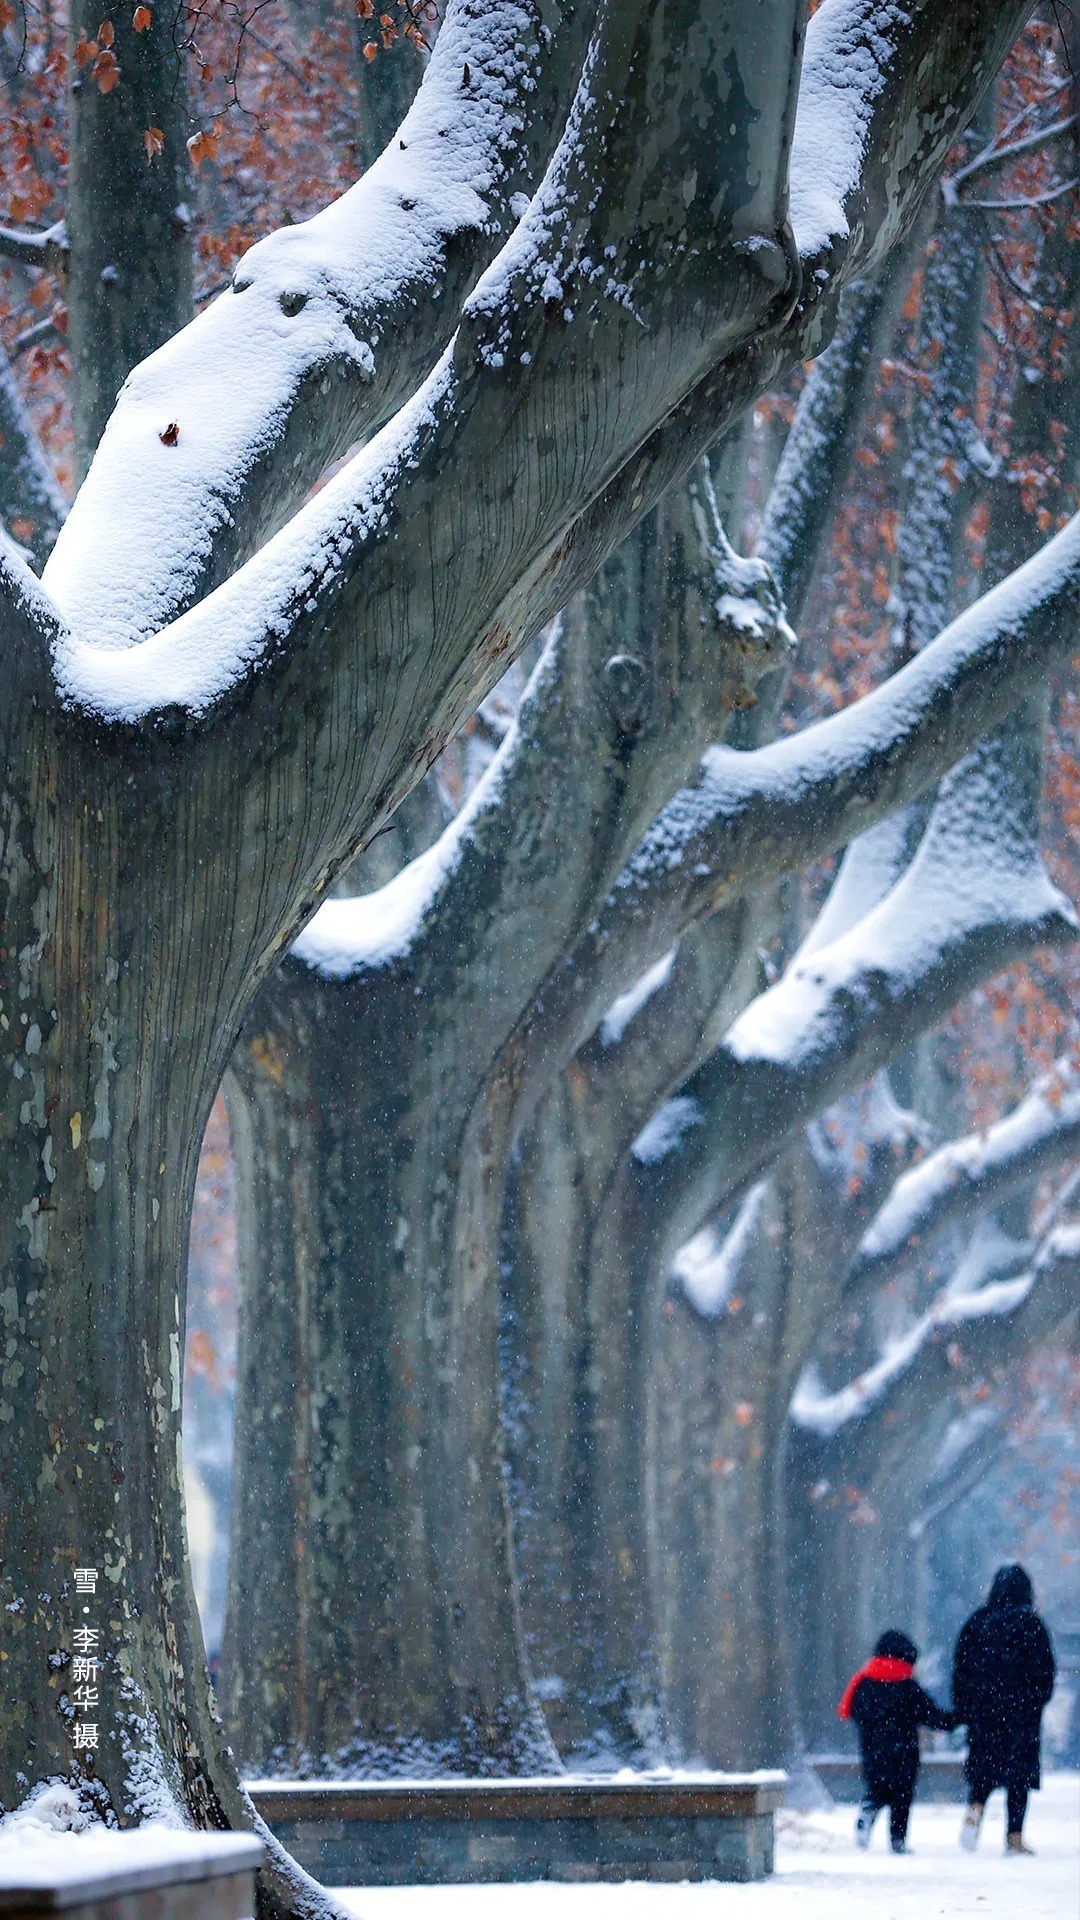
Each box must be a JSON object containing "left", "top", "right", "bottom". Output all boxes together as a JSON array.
[
  {"left": 889, "top": 1790, "right": 913, "bottom": 1853},
  {"left": 856, "top": 1794, "right": 882, "bottom": 1849},
  {"left": 961, "top": 1765, "right": 990, "bottom": 1851},
  {"left": 1006, "top": 1785, "right": 1033, "bottom": 1854}
]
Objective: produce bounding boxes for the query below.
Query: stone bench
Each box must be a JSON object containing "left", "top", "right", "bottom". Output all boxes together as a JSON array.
[
  {"left": 248, "top": 1773, "right": 785, "bottom": 1885},
  {"left": 809, "top": 1752, "right": 968, "bottom": 1802},
  {"left": 0, "top": 1828, "right": 263, "bottom": 1920}
]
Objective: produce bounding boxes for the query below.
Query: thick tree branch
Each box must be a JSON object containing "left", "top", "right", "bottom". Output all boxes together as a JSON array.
[
  {"left": 38, "top": 0, "right": 1028, "bottom": 907},
  {"left": 43, "top": 0, "right": 594, "bottom": 645},
  {"left": 628, "top": 710, "right": 1078, "bottom": 1263},
  {"left": 291, "top": 469, "right": 789, "bottom": 1005},
  {"left": 755, "top": 229, "right": 922, "bottom": 630},
  {"left": 484, "top": 505, "right": 1080, "bottom": 1119},
  {"left": 0, "top": 218, "right": 67, "bottom": 271},
  {"left": 849, "top": 1063, "right": 1080, "bottom": 1300},
  {"left": 790, "top": 1223, "right": 1080, "bottom": 1477}
]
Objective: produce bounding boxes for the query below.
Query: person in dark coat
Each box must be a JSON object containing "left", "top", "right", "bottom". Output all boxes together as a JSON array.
[
  {"left": 838, "top": 1629, "right": 956, "bottom": 1853},
  {"left": 952, "top": 1563, "right": 1056, "bottom": 1854}
]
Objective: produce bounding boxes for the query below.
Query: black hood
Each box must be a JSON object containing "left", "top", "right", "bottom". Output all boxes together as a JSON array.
[
  {"left": 875, "top": 1629, "right": 919, "bottom": 1663},
  {"left": 987, "top": 1563, "right": 1034, "bottom": 1610}
]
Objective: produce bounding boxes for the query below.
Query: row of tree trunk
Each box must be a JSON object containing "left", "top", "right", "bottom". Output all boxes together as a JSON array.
[
  {"left": 1, "top": 16, "right": 1076, "bottom": 1920},
  {"left": 217, "top": 98, "right": 1080, "bottom": 1778}
]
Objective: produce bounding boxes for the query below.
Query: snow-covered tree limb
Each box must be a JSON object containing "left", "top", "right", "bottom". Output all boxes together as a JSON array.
[
  {"left": 848, "top": 1063, "right": 1080, "bottom": 1300},
  {"left": 909, "top": 1404, "right": 1009, "bottom": 1539},
  {"left": 0, "top": 217, "right": 67, "bottom": 271},
  {"left": 628, "top": 701, "right": 1078, "bottom": 1265},
  {"left": 46, "top": 0, "right": 592, "bottom": 637},
  {"left": 790, "top": 1223, "right": 1080, "bottom": 1472},
  {"left": 489, "top": 505, "right": 1080, "bottom": 1115},
  {"left": 31, "top": 0, "right": 1027, "bottom": 784}
]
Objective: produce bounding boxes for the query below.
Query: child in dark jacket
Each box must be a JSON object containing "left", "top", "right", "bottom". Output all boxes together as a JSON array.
[{"left": 839, "top": 1629, "right": 956, "bottom": 1853}]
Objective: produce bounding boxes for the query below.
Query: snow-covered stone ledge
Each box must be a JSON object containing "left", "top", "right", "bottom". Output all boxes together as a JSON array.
[
  {"left": 0, "top": 1821, "right": 263, "bottom": 1920},
  {"left": 247, "top": 1773, "right": 786, "bottom": 1886}
]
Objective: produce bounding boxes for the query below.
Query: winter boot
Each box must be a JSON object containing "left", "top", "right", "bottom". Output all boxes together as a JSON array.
[
  {"left": 890, "top": 1839, "right": 911, "bottom": 1855},
  {"left": 1006, "top": 1834, "right": 1035, "bottom": 1856},
  {"left": 855, "top": 1803, "right": 876, "bottom": 1850},
  {"left": 960, "top": 1803, "right": 984, "bottom": 1852}
]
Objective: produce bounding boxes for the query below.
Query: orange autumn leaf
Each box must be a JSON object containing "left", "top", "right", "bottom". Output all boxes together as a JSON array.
[
  {"left": 93, "top": 48, "right": 121, "bottom": 92},
  {"left": 133, "top": 4, "right": 153, "bottom": 29},
  {"left": 98, "top": 18, "right": 115, "bottom": 45},
  {"left": 186, "top": 128, "right": 218, "bottom": 168},
  {"left": 362, "top": 39, "right": 377, "bottom": 60},
  {"left": 159, "top": 421, "right": 179, "bottom": 446},
  {"left": 355, "top": 0, "right": 374, "bottom": 13},
  {"left": 143, "top": 124, "right": 164, "bottom": 163},
  {"left": 74, "top": 31, "right": 98, "bottom": 66}
]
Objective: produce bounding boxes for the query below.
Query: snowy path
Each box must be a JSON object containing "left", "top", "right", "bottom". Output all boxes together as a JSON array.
[{"left": 336, "top": 1770, "right": 1079, "bottom": 1919}]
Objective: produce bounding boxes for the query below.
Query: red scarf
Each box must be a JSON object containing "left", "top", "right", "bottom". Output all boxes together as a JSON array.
[{"left": 838, "top": 1656, "right": 914, "bottom": 1720}]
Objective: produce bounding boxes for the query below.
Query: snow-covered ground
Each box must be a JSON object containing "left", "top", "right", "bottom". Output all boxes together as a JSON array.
[{"left": 336, "top": 1770, "right": 1079, "bottom": 1920}]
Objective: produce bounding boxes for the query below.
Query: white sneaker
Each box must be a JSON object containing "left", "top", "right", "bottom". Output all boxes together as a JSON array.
[{"left": 960, "top": 1804, "right": 984, "bottom": 1853}]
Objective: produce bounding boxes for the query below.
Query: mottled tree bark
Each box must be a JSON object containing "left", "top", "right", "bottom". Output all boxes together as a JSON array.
[
  {"left": 221, "top": 467, "right": 787, "bottom": 1774},
  {"left": 67, "top": 0, "right": 193, "bottom": 475},
  {"left": 0, "top": 10, "right": 1045, "bottom": 1915}
]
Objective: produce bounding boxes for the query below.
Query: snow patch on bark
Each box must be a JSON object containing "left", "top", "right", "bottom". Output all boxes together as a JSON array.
[
  {"left": 790, "top": 1, "right": 904, "bottom": 268},
  {"left": 633, "top": 1096, "right": 705, "bottom": 1167},
  {"left": 858, "top": 1061, "right": 1080, "bottom": 1268},
  {"left": 600, "top": 948, "right": 677, "bottom": 1048},
  {"left": 51, "top": 351, "right": 455, "bottom": 719},
  {"left": 673, "top": 1182, "right": 768, "bottom": 1319}
]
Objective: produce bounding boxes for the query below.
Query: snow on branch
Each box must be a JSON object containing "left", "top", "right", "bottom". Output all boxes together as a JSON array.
[
  {"left": 47, "top": 0, "right": 806, "bottom": 731},
  {"left": 501, "top": 0, "right": 1034, "bottom": 677},
  {"left": 292, "top": 459, "right": 792, "bottom": 991},
  {"left": 461, "top": 508, "right": 1080, "bottom": 1176},
  {"left": 788, "top": 0, "right": 1029, "bottom": 294},
  {"left": 0, "top": 219, "right": 67, "bottom": 272},
  {"left": 791, "top": 1223, "right": 1080, "bottom": 1448},
  {"left": 673, "top": 1181, "right": 770, "bottom": 1321},
  {"left": 611, "top": 507, "right": 1080, "bottom": 949},
  {"left": 627, "top": 711, "right": 1077, "bottom": 1260},
  {"left": 42, "top": 0, "right": 1016, "bottom": 715},
  {"left": 849, "top": 1061, "right": 1080, "bottom": 1298},
  {"left": 0, "top": 0, "right": 1036, "bottom": 969},
  {"left": 44, "top": 0, "right": 586, "bottom": 650}
]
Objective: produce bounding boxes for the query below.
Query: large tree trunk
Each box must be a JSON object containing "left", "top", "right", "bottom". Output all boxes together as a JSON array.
[
  {"left": 222, "top": 953, "right": 557, "bottom": 1776},
  {"left": 220, "top": 463, "right": 792, "bottom": 1774},
  {"left": 653, "top": 1184, "right": 796, "bottom": 1768},
  {"left": 0, "top": 635, "right": 341, "bottom": 1918},
  {"left": 0, "top": 8, "right": 1052, "bottom": 1902},
  {"left": 67, "top": 1, "right": 193, "bottom": 476}
]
